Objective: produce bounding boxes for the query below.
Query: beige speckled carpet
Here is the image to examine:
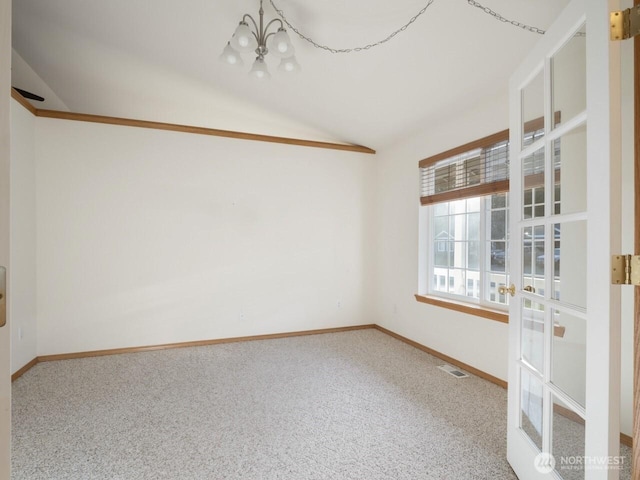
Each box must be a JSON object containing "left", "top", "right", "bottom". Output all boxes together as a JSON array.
[{"left": 10, "top": 329, "right": 630, "bottom": 479}]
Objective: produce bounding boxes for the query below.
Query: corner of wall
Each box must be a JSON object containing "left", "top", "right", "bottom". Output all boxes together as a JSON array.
[{"left": 9, "top": 97, "right": 38, "bottom": 375}]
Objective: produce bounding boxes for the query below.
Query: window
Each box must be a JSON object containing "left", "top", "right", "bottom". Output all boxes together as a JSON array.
[
  {"left": 418, "top": 129, "right": 511, "bottom": 312},
  {"left": 430, "top": 193, "right": 509, "bottom": 308},
  {"left": 418, "top": 122, "right": 556, "bottom": 317}
]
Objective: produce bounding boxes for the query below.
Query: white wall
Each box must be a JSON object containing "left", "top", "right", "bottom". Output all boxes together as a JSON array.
[
  {"left": 11, "top": 50, "right": 69, "bottom": 112},
  {"left": 373, "top": 93, "right": 511, "bottom": 382},
  {"left": 33, "top": 117, "right": 375, "bottom": 356},
  {"left": 9, "top": 98, "right": 37, "bottom": 374}
]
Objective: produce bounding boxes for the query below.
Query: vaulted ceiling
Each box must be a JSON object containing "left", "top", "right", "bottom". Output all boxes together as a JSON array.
[{"left": 11, "top": 0, "right": 570, "bottom": 150}]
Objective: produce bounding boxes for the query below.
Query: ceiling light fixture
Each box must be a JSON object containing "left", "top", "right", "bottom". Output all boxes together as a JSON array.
[{"left": 220, "top": 0, "right": 299, "bottom": 79}]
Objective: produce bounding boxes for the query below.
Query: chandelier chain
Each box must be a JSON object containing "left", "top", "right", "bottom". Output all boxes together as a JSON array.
[
  {"left": 465, "top": 0, "right": 546, "bottom": 35},
  {"left": 267, "top": 0, "right": 545, "bottom": 54},
  {"left": 268, "top": 0, "right": 435, "bottom": 53}
]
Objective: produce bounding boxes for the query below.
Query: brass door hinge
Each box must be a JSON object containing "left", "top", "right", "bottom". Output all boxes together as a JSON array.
[
  {"left": 611, "top": 6, "right": 640, "bottom": 41},
  {"left": 612, "top": 255, "right": 640, "bottom": 286}
]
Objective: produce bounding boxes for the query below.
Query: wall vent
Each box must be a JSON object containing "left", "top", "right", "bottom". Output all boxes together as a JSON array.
[{"left": 438, "top": 364, "right": 469, "bottom": 378}]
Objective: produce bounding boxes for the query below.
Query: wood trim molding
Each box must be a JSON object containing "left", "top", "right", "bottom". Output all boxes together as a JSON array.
[
  {"left": 36, "top": 110, "right": 376, "bottom": 154},
  {"left": 13, "top": 325, "right": 376, "bottom": 381},
  {"left": 35, "top": 325, "right": 376, "bottom": 363},
  {"left": 414, "top": 294, "right": 509, "bottom": 324},
  {"left": 553, "top": 403, "right": 584, "bottom": 426},
  {"left": 10, "top": 357, "right": 38, "bottom": 382},
  {"left": 373, "top": 324, "right": 508, "bottom": 388},
  {"left": 9, "top": 90, "right": 376, "bottom": 155},
  {"left": 10, "top": 88, "right": 37, "bottom": 115}
]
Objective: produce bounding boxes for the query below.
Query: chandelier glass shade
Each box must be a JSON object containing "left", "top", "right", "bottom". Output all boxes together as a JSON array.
[{"left": 220, "top": 0, "right": 300, "bottom": 79}]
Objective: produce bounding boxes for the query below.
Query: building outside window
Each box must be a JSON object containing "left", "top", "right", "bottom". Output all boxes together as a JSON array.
[{"left": 430, "top": 193, "right": 509, "bottom": 308}]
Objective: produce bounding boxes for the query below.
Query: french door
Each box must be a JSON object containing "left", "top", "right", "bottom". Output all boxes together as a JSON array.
[{"left": 506, "top": 1, "right": 622, "bottom": 479}]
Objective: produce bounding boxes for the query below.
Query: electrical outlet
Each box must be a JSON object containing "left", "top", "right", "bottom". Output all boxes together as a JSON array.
[{"left": 337, "top": 301, "right": 342, "bottom": 309}]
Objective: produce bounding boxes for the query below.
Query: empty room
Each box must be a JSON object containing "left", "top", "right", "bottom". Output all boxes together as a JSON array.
[{"left": 1, "top": 0, "right": 638, "bottom": 479}]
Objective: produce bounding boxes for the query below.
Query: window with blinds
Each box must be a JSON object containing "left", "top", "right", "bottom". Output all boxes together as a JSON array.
[
  {"left": 419, "top": 130, "right": 510, "bottom": 206},
  {"left": 417, "top": 119, "right": 559, "bottom": 312}
]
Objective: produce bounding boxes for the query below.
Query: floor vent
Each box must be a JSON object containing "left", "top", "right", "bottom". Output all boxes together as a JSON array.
[{"left": 438, "top": 364, "right": 469, "bottom": 378}]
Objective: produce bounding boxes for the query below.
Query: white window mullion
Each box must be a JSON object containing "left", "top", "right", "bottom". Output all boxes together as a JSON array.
[{"left": 479, "top": 196, "right": 488, "bottom": 307}]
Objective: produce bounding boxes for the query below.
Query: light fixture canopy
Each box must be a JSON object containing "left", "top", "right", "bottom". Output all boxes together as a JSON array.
[{"left": 221, "top": 0, "right": 299, "bottom": 78}]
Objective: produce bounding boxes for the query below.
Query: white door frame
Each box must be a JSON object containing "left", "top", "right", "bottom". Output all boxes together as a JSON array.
[{"left": 506, "top": 0, "right": 622, "bottom": 479}]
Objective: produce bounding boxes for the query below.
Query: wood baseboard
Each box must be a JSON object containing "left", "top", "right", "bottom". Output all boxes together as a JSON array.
[
  {"left": 373, "top": 324, "right": 508, "bottom": 388},
  {"left": 13, "top": 325, "right": 377, "bottom": 376},
  {"left": 11, "top": 357, "right": 38, "bottom": 382}
]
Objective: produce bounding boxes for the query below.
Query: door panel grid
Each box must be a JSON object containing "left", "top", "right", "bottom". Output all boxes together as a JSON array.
[{"left": 506, "top": 1, "right": 621, "bottom": 478}]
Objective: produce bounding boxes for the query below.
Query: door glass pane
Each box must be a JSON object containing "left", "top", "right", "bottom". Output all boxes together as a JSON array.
[
  {"left": 486, "top": 192, "right": 509, "bottom": 306},
  {"left": 488, "top": 192, "right": 509, "bottom": 274},
  {"left": 522, "top": 299, "right": 545, "bottom": 373},
  {"left": 523, "top": 147, "right": 545, "bottom": 219},
  {"left": 487, "top": 273, "right": 509, "bottom": 306},
  {"left": 551, "top": 310, "right": 586, "bottom": 408},
  {"left": 553, "top": 124, "right": 587, "bottom": 216},
  {"left": 520, "top": 368, "right": 543, "bottom": 451},
  {"left": 523, "top": 225, "right": 545, "bottom": 293},
  {"left": 551, "top": 394, "right": 585, "bottom": 480},
  {"left": 553, "top": 221, "right": 587, "bottom": 309},
  {"left": 522, "top": 70, "right": 545, "bottom": 147},
  {"left": 552, "top": 25, "right": 587, "bottom": 129}
]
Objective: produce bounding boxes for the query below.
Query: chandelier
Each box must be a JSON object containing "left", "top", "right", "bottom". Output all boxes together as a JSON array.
[
  {"left": 220, "top": 0, "right": 300, "bottom": 79},
  {"left": 220, "top": 0, "right": 546, "bottom": 80}
]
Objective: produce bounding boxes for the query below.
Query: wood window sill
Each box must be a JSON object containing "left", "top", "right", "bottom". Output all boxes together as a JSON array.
[{"left": 414, "top": 294, "right": 509, "bottom": 324}]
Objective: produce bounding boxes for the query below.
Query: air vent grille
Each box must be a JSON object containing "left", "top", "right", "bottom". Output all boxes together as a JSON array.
[{"left": 438, "top": 364, "right": 469, "bottom": 379}]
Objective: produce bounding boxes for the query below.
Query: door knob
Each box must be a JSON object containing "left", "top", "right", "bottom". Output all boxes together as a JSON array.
[{"left": 498, "top": 284, "right": 516, "bottom": 297}]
